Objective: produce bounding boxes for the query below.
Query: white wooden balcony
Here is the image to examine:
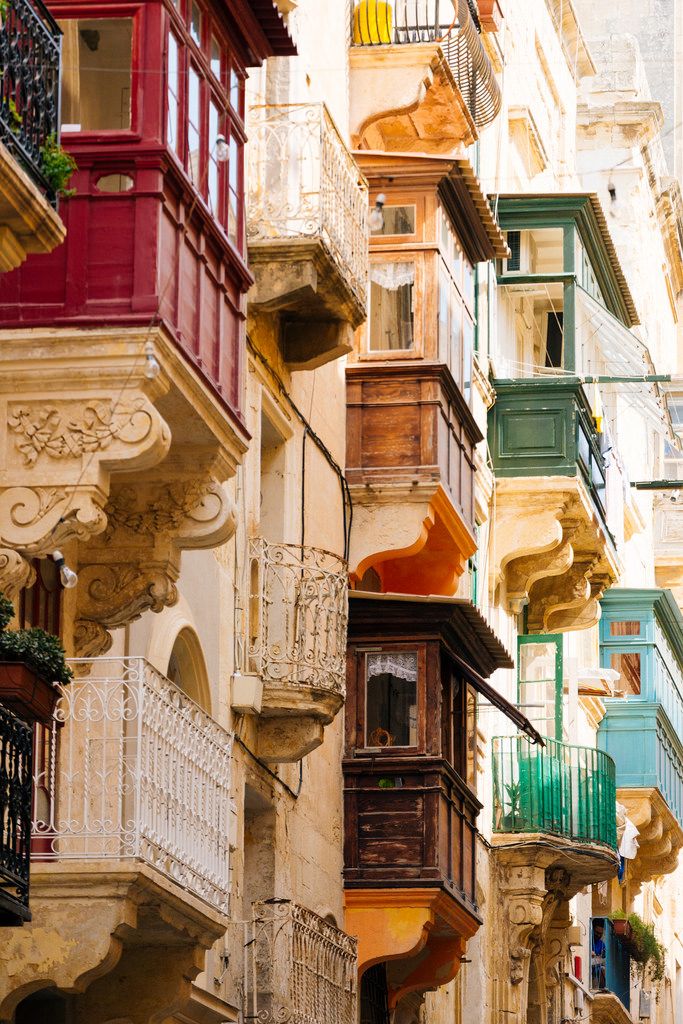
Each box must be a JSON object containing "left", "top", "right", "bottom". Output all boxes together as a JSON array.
[
  {"left": 242, "top": 538, "right": 348, "bottom": 761},
  {"left": 32, "top": 657, "right": 233, "bottom": 916},
  {"left": 245, "top": 900, "right": 357, "bottom": 1024},
  {"left": 246, "top": 103, "right": 368, "bottom": 369}
]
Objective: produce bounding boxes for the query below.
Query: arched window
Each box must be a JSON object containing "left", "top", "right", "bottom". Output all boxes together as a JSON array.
[{"left": 166, "top": 627, "right": 211, "bottom": 712}]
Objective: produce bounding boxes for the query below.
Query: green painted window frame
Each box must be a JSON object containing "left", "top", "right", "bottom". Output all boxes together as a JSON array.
[{"left": 517, "top": 634, "right": 563, "bottom": 740}]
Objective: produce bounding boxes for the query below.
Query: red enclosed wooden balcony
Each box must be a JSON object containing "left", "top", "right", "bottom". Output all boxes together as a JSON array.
[{"left": 0, "top": 0, "right": 294, "bottom": 413}]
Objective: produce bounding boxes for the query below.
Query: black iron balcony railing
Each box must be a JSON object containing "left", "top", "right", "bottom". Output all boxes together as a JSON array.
[
  {"left": 0, "top": 0, "right": 61, "bottom": 197},
  {"left": 351, "top": 0, "right": 501, "bottom": 129},
  {"left": 0, "top": 703, "right": 32, "bottom": 925}
]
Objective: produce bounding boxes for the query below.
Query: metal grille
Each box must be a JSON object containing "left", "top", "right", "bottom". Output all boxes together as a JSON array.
[
  {"left": 32, "top": 657, "right": 233, "bottom": 915},
  {"left": 492, "top": 735, "right": 617, "bottom": 849},
  {"left": 350, "top": 0, "right": 501, "bottom": 129},
  {"left": 360, "top": 965, "right": 390, "bottom": 1024},
  {"left": 245, "top": 899, "right": 358, "bottom": 1024},
  {"left": 246, "top": 538, "right": 349, "bottom": 697},
  {"left": 0, "top": 0, "right": 61, "bottom": 197},
  {"left": 246, "top": 103, "right": 369, "bottom": 309},
  {"left": 0, "top": 703, "right": 32, "bottom": 923}
]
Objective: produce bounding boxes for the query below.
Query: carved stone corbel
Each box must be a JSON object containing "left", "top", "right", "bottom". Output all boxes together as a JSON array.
[
  {"left": 0, "top": 388, "right": 171, "bottom": 597},
  {"left": 505, "top": 521, "right": 578, "bottom": 614},
  {"left": 545, "top": 570, "right": 612, "bottom": 633},
  {"left": 74, "top": 478, "right": 236, "bottom": 656},
  {"left": 527, "top": 558, "right": 596, "bottom": 633}
]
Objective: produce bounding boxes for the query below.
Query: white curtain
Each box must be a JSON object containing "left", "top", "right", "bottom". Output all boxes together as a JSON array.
[{"left": 367, "top": 652, "right": 418, "bottom": 682}]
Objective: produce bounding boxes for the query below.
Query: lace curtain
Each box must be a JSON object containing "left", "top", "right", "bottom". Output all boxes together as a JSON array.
[
  {"left": 367, "top": 652, "right": 418, "bottom": 682},
  {"left": 370, "top": 262, "right": 415, "bottom": 291}
]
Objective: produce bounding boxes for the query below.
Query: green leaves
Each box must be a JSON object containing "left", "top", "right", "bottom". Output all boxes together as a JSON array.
[
  {"left": 39, "top": 134, "right": 77, "bottom": 198},
  {"left": 0, "top": 592, "right": 72, "bottom": 685}
]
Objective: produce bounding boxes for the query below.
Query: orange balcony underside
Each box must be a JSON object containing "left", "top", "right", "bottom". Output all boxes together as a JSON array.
[
  {"left": 345, "top": 887, "right": 480, "bottom": 1008},
  {"left": 352, "top": 487, "right": 476, "bottom": 596}
]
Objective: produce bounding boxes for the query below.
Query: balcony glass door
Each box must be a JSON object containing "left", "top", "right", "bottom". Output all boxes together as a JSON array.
[{"left": 517, "top": 635, "right": 563, "bottom": 740}]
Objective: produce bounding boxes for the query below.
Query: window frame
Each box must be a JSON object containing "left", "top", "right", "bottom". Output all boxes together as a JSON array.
[
  {"left": 355, "top": 643, "right": 427, "bottom": 756},
  {"left": 57, "top": 6, "right": 142, "bottom": 139},
  {"left": 517, "top": 634, "right": 563, "bottom": 741},
  {"left": 165, "top": 0, "right": 247, "bottom": 248}
]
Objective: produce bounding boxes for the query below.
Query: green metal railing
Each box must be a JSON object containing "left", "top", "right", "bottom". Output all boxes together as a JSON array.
[{"left": 492, "top": 736, "right": 617, "bottom": 849}]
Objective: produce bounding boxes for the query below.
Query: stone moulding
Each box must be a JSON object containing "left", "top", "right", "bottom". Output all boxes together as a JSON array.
[{"left": 492, "top": 478, "right": 620, "bottom": 633}]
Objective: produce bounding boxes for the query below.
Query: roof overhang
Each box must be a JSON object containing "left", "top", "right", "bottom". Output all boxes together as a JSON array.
[
  {"left": 232, "top": 0, "right": 296, "bottom": 64},
  {"left": 356, "top": 150, "right": 508, "bottom": 263},
  {"left": 348, "top": 592, "right": 545, "bottom": 746}
]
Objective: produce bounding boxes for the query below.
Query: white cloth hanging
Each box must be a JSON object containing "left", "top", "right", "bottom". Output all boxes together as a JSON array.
[
  {"left": 370, "top": 262, "right": 415, "bottom": 291},
  {"left": 367, "top": 652, "right": 418, "bottom": 682}
]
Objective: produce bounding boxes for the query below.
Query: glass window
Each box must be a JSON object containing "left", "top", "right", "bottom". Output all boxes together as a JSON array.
[
  {"left": 466, "top": 685, "right": 477, "bottom": 788},
  {"left": 369, "top": 263, "right": 415, "bottom": 351},
  {"left": 463, "top": 315, "right": 474, "bottom": 404},
  {"left": 188, "top": 65, "right": 201, "bottom": 184},
  {"left": 610, "top": 621, "right": 641, "bottom": 637},
  {"left": 59, "top": 18, "right": 133, "bottom": 131},
  {"left": 208, "top": 100, "right": 220, "bottom": 214},
  {"left": 190, "top": 1, "right": 202, "bottom": 44},
  {"left": 610, "top": 652, "right": 641, "bottom": 695},
  {"left": 365, "top": 651, "right": 418, "bottom": 748},
  {"left": 517, "top": 636, "right": 563, "bottom": 740},
  {"left": 230, "top": 68, "right": 242, "bottom": 114},
  {"left": 228, "top": 134, "right": 241, "bottom": 246},
  {"left": 210, "top": 35, "right": 222, "bottom": 79},
  {"left": 378, "top": 205, "right": 416, "bottom": 236},
  {"left": 167, "top": 32, "right": 180, "bottom": 152}
]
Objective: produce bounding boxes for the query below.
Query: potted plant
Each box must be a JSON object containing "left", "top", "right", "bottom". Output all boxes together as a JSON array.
[
  {"left": 0, "top": 593, "right": 72, "bottom": 724},
  {"left": 610, "top": 911, "right": 633, "bottom": 942},
  {"left": 612, "top": 911, "right": 666, "bottom": 986},
  {"left": 502, "top": 782, "right": 527, "bottom": 829}
]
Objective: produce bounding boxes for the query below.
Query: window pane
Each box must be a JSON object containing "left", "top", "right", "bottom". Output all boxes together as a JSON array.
[
  {"left": 208, "top": 101, "right": 220, "bottom": 214},
  {"left": 369, "top": 263, "right": 415, "bottom": 351},
  {"left": 210, "top": 35, "right": 222, "bottom": 79},
  {"left": 378, "top": 205, "right": 416, "bottom": 235},
  {"left": 466, "top": 686, "right": 477, "bottom": 788},
  {"left": 610, "top": 620, "right": 641, "bottom": 636},
  {"left": 610, "top": 652, "right": 641, "bottom": 695},
  {"left": 188, "top": 66, "right": 201, "bottom": 184},
  {"left": 190, "top": 1, "right": 202, "bottom": 44},
  {"left": 230, "top": 68, "right": 242, "bottom": 112},
  {"left": 519, "top": 642, "right": 558, "bottom": 682},
  {"left": 366, "top": 652, "right": 418, "bottom": 748},
  {"left": 167, "top": 32, "right": 179, "bottom": 152},
  {"left": 228, "top": 134, "right": 241, "bottom": 245},
  {"left": 463, "top": 315, "right": 473, "bottom": 403},
  {"left": 59, "top": 18, "right": 133, "bottom": 131}
]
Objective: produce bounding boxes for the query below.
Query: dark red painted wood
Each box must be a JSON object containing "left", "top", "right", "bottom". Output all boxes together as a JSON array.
[{"left": 0, "top": 0, "right": 272, "bottom": 423}]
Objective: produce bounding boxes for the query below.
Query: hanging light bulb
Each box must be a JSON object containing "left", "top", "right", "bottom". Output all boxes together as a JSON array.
[
  {"left": 144, "top": 340, "right": 161, "bottom": 380},
  {"left": 215, "top": 134, "right": 229, "bottom": 163},
  {"left": 368, "top": 193, "right": 386, "bottom": 233},
  {"left": 52, "top": 550, "right": 78, "bottom": 589}
]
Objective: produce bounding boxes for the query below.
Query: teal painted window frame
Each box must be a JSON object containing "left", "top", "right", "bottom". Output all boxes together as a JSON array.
[{"left": 517, "top": 634, "right": 563, "bottom": 740}]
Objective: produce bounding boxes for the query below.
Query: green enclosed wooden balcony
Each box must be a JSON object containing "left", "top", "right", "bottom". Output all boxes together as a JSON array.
[
  {"left": 488, "top": 378, "right": 618, "bottom": 631},
  {"left": 489, "top": 378, "right": 607, "bottom": 522},
  {"left": 492, "top": 735, "right": 617, "bottom": 850}
]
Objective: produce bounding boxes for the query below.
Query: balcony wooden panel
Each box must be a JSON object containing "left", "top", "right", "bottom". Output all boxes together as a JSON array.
[
  {"left": 346, "top": 362, "right": 481, "bottom": 537},
  {"left": 344, "top": 758, "right": 479, "bottom": 912}
]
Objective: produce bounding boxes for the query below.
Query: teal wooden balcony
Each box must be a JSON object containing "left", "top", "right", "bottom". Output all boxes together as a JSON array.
[
  {"left": 492, "top": 736, "right": 617, "bottom": 849},
  {"left": 488, "top": 378, "right": 608, "bottom": 524}
]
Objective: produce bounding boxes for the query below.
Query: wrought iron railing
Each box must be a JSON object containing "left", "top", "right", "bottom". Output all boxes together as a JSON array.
[
  {"left": 492, "top": 736, "right": 617, "bottom": 848},
  {"left": 0, "top": 703, "right": 32, "bottom": 924},
  {"left": 246, "top": 103, "right": 368, "bottom": 308},
  {"left": 246, "top": 538, "right": 349, "bottom": 697},
  {"left": 590, "top": 916, "right": 631, "bottom": 1010},
  {"left": 0, "top": 0, "right": 61, "bottom": 195},
  {"left": 350, "top": 0, "right": 501, "bottom": 129},
  {"left": 244, "top": 899, "right": 358, "bottom": 1024},
  {"left": 32, "top": 657, "right": 233, "bottom": 915}
]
